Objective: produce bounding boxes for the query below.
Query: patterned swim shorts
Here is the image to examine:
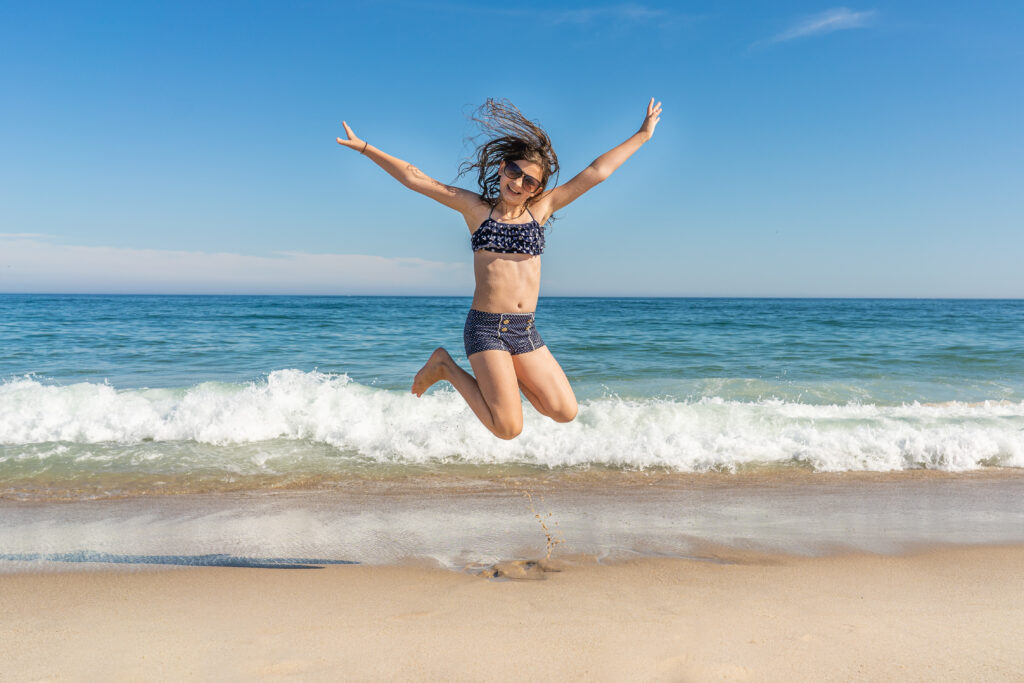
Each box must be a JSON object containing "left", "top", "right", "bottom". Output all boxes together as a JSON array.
[{"left": 463, "top": 309, "right": 546, "bottom": 357}]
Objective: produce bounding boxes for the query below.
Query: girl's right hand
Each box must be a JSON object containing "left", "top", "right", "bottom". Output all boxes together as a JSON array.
[{"left": 336, "top": 121, "right": 366, "bottom": 152}]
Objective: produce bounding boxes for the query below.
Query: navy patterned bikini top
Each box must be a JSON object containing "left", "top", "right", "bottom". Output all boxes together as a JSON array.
[{"left": 471, "top": 206, "right": 545, "bottom": 256}]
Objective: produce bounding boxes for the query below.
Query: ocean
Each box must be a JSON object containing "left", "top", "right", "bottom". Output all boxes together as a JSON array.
[{"left": 2, "top": 295, "right": 1023, "bottom": 569}]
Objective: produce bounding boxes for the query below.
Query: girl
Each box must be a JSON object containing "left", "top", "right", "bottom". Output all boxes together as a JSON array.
[{"left": 336, "top": 98, "right": 662, "bottom": 439}]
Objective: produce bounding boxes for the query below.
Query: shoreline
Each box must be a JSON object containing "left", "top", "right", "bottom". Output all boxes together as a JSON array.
[
  {"left": 4, "top": 464, "right": 1023, "bottom": 504},
  {"left": 2, "top": 544, "right": 1022, "bottom": 680},
  {"left": 3, "top": 469, "right": 1024, "bottom": 573}
]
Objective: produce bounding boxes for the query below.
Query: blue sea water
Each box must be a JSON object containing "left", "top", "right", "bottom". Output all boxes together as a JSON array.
[{"left": 1, "top": 295, "right": 1023, "bottom": 500}]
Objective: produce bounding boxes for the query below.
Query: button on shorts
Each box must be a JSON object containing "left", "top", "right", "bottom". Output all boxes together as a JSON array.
[{"left": 463, "top": 309, "right": 545, "bottom": 357}]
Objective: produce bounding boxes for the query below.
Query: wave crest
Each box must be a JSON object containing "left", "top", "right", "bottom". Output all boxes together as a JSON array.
[{"left": 2, "top": 371, "right": 1023, "bottom": 472}]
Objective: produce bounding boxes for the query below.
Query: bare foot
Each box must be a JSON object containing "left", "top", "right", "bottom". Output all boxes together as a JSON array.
[{"left": 411, "top": 347, "right": 452, "bottom": 396}]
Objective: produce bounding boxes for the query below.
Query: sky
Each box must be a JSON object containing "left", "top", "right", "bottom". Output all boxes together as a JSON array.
[{"left": 1, "top": 1, "right": 1021, "bottom": 297}]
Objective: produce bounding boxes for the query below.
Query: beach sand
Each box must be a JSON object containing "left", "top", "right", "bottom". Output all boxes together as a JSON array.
[{"left": 2, "top": 544, "right": 1023, "bottom": 681}]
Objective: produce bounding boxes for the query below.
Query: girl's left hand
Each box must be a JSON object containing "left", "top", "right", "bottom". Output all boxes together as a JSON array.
[{"left": 639, "top": 98, "right": 662, "bottom": 140}]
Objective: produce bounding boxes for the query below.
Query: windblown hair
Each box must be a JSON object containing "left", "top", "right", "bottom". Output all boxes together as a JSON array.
[{"left": 457, "top": 98, "right": 560, "bottom": 221}]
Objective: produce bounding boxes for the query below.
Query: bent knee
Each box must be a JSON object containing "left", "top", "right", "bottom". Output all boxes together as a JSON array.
[
  {"left": 494, "top": 423, "right": 523, "bottom": 440},
  {"left": 550, "top": 402, "right": 578, "bottom": 423},
  {"left": 491, "top": 412, "right": 523, "bottom": 440}
]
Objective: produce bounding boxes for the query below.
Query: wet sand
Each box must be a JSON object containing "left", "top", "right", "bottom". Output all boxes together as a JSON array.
[
  {"left": 4, "top": 469, "right": 1024, "bottom": 570},
  {"left": 2, "top": 544, "right": 1023, "bottom": 681}
]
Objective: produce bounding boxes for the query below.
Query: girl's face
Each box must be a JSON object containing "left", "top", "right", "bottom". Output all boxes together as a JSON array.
[{"left": 499, "top": 159, "right": 545, "bottom": 204}]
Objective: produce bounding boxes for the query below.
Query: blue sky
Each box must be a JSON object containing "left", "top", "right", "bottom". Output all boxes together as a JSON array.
[{"left": 1, "top": 1, "right": 1021, "bottom": 296}]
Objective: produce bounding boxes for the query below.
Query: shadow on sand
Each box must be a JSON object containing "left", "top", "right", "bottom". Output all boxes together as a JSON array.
[{"left": 0, "top": 551, "right": 358, "bottom": 569}]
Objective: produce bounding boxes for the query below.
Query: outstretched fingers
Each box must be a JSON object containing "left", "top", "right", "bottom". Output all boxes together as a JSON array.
[
  {"left": 335, "top": 120, "right": 364, "bottom": 150},
  {"left": 641, "top": 98, "right": 663, "bottom": 137},
  {"left": 646, "top": 97, "right": 663, "bottom": 118}
]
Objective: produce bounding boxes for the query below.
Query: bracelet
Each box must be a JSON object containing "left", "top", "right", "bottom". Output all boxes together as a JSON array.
[{"left": 360, "top": 140, "right": 368, "bottom": 155}]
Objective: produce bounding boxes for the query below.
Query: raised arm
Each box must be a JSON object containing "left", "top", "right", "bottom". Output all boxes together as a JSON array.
[
  {"left": 542, "top": 98, "right": 662, "bottom": 214},
  {"left": 336, "top": 121, "right": 480, "bottom": 214}
]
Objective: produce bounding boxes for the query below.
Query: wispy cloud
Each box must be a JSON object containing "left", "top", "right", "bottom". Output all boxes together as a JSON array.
[
  {"left": 0, "top": 237, "right": 472, "bottom": 295},
  {"left": 0, "top": 233, "right": 51, "bottom": 239},
  {"left": 754, "top": 7, "right": 876, "bottom": 48},
  {"left": 405, "top": 2, "right": 670, "bottom": 25},
  {"left": 550, "top": 4, "right": 669, "bottom": 25}
]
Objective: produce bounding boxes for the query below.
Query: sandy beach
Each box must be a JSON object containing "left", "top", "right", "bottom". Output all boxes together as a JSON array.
[
  {"left": 2, "top": 544, "right": 1023, "bottom": 681},
  {"left": 3, "top": 470, "right": 1024, "bottom": 680}
]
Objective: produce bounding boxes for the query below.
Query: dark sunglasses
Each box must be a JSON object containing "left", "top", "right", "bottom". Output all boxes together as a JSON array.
[{"left": 502, "top": 161, "right": 542, "bottom": 193}]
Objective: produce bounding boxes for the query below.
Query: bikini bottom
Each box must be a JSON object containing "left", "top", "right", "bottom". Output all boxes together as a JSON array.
[{"left": 463, "top": 309, "right": 545, "bottom": 357}]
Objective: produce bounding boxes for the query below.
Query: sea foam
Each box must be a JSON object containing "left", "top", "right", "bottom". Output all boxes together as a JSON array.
[{"left": 2, "top": 371, "right": 1023, "bottom": 473}]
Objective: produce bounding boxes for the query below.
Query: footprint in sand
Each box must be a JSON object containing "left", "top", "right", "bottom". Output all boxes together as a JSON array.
[{"left": 473, "top": 559, "right": 566, "bottom": 581}]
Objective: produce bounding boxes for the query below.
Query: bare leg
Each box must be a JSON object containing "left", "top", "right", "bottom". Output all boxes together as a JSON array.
[
  {"left": 411, "top": 347, "right": 523, "bottom": 439},
  {"left": 513, "top": 346, "right": 578, "bottom": 423},
  {"left": 518, "top": 380, "right": 552, "bottom": 417}
]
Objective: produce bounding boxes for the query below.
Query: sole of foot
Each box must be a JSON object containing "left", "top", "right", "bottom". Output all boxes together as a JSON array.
[{"left": 411, "top": 347, "right": 450, "bottom": 397}]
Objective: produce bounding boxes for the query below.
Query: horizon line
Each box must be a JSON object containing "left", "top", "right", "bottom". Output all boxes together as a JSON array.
[{"left": 2, "top": 292, "right": 1022, "bottom": 302}]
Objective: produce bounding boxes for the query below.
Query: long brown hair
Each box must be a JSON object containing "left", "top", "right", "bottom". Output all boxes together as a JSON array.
[{"left": 457, "top": 98, "right": 560, "bottom": 222}]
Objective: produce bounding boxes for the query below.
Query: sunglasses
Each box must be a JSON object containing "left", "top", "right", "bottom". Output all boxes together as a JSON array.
[{"left": 502, "top": 161, "right": 543, "bottom": 194}]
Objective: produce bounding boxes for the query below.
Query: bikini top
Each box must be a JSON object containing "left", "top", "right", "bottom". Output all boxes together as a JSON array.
[{"left": 470, "top": 206, "right": 545, "bottom": 256}]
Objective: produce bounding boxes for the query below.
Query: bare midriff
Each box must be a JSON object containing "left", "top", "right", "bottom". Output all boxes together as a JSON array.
[{"left": 471, "top": 250, "right": 541, "bottom": 313}]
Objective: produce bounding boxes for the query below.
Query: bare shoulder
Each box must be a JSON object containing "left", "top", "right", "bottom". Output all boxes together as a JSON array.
[
  {"left": 529, "top": 195, "right": 556, "bottom": 226},
  {"left": 462, "top": 197, "right": 494, "bottom": 232}
]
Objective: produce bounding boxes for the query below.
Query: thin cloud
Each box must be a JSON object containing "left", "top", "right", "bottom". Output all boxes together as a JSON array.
[
  {"left": 550, "top": 4, "right": 669, "bottom": 25},
  {"left": 405, "top": 2, "right": 669, "bottom": 24},
  {"left": 0, "top": 237, "right": 472, "bottom": 295},
  {"left": 0, "top": 233, "right": 52, "bottom": 239},
  {"left": 755, "top": 7, "right": 876, "bottom": 47}
]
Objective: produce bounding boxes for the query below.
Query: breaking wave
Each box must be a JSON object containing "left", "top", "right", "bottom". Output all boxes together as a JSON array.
[{"left": 2, "top": 371, "right": 1023, "bottom": 477}]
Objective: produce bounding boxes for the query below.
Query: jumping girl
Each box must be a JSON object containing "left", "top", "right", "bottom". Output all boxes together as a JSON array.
[{"left": 336, "top": 98, "right": 662, "bottom": 439}]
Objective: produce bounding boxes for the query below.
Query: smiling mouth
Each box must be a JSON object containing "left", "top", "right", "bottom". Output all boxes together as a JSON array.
[{"left": 507, "top": 186, "right": 521, "bottom": 195}]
